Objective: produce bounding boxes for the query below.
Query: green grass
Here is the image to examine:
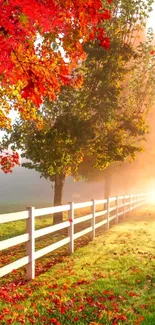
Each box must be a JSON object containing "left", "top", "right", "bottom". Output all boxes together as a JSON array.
[
  {"left": 0, "top": 205, "right": 106, "bottom": 278},
  {"left": 0, "top": 205, "right": 155, "bottom": 324},
  {"left": 0, "top": 206, "right": 95, "bottom": 240}
]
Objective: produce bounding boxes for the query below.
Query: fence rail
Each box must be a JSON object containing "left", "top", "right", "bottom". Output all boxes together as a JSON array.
[{"left": 0, "top": 193, "right": 150, "bottom": 280}]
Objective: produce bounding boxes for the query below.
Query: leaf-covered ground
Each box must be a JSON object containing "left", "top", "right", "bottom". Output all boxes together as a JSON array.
[
  {"left": 0, "top": 205, "right": 107, "bottom": 278},
  {"left": 1, "top": 205, "right": 155, "bottom": 325}
]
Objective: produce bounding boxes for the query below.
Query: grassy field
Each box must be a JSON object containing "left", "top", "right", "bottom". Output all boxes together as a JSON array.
[
  {"left": 0, "top": 205, "right": 107, "bottom": 276},
  {"left": 0, "top": 205, "right": 155, "bottom": 325}
]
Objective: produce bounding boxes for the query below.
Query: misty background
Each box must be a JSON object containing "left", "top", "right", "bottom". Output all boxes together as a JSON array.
[{"left": 0, "top": 109, "right": 155, "bottom": 214}]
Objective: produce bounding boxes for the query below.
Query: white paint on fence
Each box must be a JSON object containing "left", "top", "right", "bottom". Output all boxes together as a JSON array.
[
  {"left": 35, "top": 204, "right": 70, "bottom": 217},
  {"left": 95, "top": 219, "right": 107, "bottom": 229},
  {"left": 1, "top": 233, "right": 29, "bottom": 251},
  {"left": 0, "top": 193, "right": 150, "bottom": 280},
  {"left": 107, "top": 197, "right": 110, "bottom": 230},
  {"left": 35, "top": 221, "right": 70, "bottom": 238},
  {"left": 26, "top": 207, "right": 35, "bottom": 280},
  {"left": 68, "top": 202, "right": 74, "bottom": 254},
  {"left": 95, "top": 210, "right": 107, "bottom": 217},
  {"left": 116, "top": 196, "right": 118, "bottom": 224},
  {"left": 0, "top": 256, "right": 29, "bottom": 277},
  {"left": 95, "top": 199, "right": 107, "bottom": 205},
  {"left": 35, "top": 237, "right": 70, "bottom": 260},
  {"left": 74, "top": 226, "right": 93, "bottom": 240},
  {"left": 74, "top": 214, "right": 92, "bottom": 225},
  {"left": 0, "top": 210, "right": 28, "bottom": 224},
  {"left": 123, "top": 196, "right": 126, "bottom": 220},
  {"left": 91, "top": 199, "right": 95, "bottom": 240},
  {"left": 74, "top": 201, "right": 93, "bottom": 209}
]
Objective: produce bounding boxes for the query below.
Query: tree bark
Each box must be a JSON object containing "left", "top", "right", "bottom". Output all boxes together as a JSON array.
[{"left": 53, "top": 174, "right": 65, "bottom": 224}]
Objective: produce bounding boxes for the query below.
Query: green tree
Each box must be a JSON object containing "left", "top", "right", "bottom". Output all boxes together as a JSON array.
[{"left": 3, "top": 0, "right": 155, "bottom": 223}]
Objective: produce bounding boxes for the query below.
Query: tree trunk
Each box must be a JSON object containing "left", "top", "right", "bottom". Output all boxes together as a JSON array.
[{"left": 53, "top": 174, "right": 65, "bottom": 224}]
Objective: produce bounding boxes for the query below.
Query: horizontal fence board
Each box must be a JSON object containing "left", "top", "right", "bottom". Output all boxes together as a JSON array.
[
  {"left": 0, "top": 256, "right": 29, "bottom": 277},
  {"left": 74, "top": 226, "right": 92, "bottom": 240},
  {"left": 125, "top": 202, "right": 130, "bottom": 206},
  {"left": 95, "top": 219, "right": 107, "bottom": 229},
  {"left": 109, "top": 215, "right": 116, "bottom": 222},
  {"left": 74, "top": 201, "right": 93, "bottom": 209},
  {"left": 118, "top": 196, "right": 124, "bottom": 200},
  {"left": 109, "top": 197, "right": 116, "bottom": 202},
  {"left": 131, "top": 200, "right": 138, "bottom": 204},
  {"left": 35, "top": 204, "right": 70, "bottom": 217},
  {"left": 95, "top": 210, "right": 107, "bottom": 218},
  {"left": 109, "top": 206, "right": 116, "bottom": 212},
  {"left": 118, "top": 204, "right": 124, "bottom": 208},
  {"left": 35, "top": 237, "right": 70, "bottom": 259},
  {"left": 118, "top": 211, "right": 124, "bottom": 217},
  {"left": 35, "top": 221, "right": 70, "bottom": 238},
  {"left": 0, "top": 211, "right": 28, "bottom": 224},
  {"left": 95, "top": 199, "right": 107, "bottom": 205},
  {"left": 1, "top": 233, "right": 29, "bottom": 251},
  {"left": 74, "top": 214, "right": 92, "bottom": 225}
]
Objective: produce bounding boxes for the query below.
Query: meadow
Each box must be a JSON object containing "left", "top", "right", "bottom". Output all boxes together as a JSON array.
[{"left": 0, "top": 205, "right": 155, "bottom": 325}]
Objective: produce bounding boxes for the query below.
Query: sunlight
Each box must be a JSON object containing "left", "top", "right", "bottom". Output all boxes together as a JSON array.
[
  {"left": 146, "top": 2, "right": 155, "bottom": 32},
  {"left": 148, "top": 191, "right": 155, "bottom": 204}
]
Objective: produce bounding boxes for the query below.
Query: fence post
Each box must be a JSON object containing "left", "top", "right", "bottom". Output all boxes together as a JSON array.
[
  {"left": 133, "top": 194, "right": 135, "bottom": 210},
  {"left": 123, "top": 196, "right": 125, "bottom": 220},
  {"left": 91, "top": 199, "right": 95, "bottom": 240},
  {"left": 136, "top": 194, "right": 138, "bottom": 208},
  {"left": 26, "top": 207, "right": 35, "bottom": 280},
  {"left": 136, "top": 194, "right": 138, "bottom": 207},
  {"left": 140, "top": 194, "right": 142, "bottom": 206},
  {"left": 135, "top": 194, "right": 137, "bottom": 209},
  {"left": 68, "top": 202, "right": 74, "bottom": 254},
  {"left": 132, "top": 195, "right": 134, "bottom": 209},
  {"left": 129, "top": 195, "right": 131, "bottom": 212},
  {"left": 127, "top": 196, "right": 129, "bottom": 214},
  {"left": 116, "top": 196, "right": 118, "bottom": 224},
  {"left": 107, "top": 197, "right": 110, "bottom": 230}
]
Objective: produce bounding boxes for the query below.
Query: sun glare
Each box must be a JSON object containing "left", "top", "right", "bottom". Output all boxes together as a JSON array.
[
  {"left": 146, "top": 3, "right": 155, "bottom": 32},
  {"left": 148, "top": 191, "right": 155, "bottom": 204}
]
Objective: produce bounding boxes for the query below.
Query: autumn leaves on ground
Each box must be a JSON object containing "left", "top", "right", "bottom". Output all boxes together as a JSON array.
[{"left": 1, "top": 206, "right": 155, "bottom": 325}]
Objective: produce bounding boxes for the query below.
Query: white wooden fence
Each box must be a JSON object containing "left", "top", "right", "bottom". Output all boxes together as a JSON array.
[{"left": 0, "top": 193, "right": 150, "bottom": 280}]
